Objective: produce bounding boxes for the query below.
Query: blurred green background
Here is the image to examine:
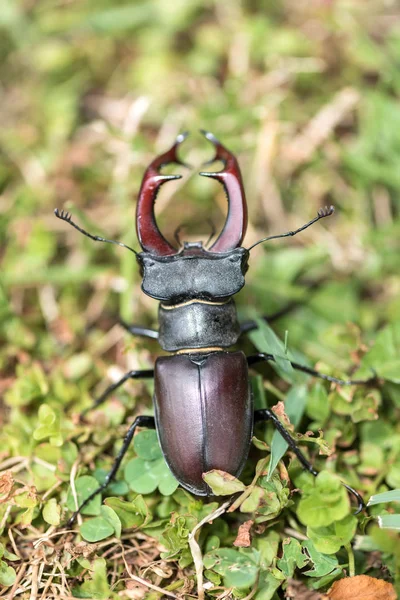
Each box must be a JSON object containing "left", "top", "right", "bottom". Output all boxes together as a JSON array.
[{"left": 1, "top": 0, "right": 400, "bottom": 598}]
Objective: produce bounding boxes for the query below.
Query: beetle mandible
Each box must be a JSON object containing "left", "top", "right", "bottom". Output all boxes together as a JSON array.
[{"left": 55, "top": 131, "right": 366, "bottom": 525}]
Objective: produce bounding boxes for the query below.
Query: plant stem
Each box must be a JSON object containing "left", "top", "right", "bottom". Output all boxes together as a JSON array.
[{"left": 345, "top": 543, "right": 355, "bottom": 577}]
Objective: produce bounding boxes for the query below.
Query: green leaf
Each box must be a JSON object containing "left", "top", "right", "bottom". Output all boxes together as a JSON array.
[
  {"left": 0, "top": 561, "right": 16, "bottom": 587},
  {"left": 66, "top": 476, "right": 101, "bottom": 516},
  {"left": 302, "top": 540, "right": 338, "bottom": 577},
  {"left": 306, "top": 382, "right": 330, "bottom": 424},
  {"left": 5, "top": 363, "right": 48, "bottom": 407},
  {"left": 307, "top": 514, "right": 357, "bottom": 554},
  {"left": 377, "top": 514, "right": 400, "bottom": 530},
  {"left": 203, "top": 470, "right": 246, "bottom": 495},
  {"left": 240, "top": 486, "right": 264, "bottom": 512},
  {"left": 368, "top": 489, "right": 400, "bottom": 506},
  {"left": 133, "top": 429, "right": 162, "bottom": 461},
  {"left": 297, "top": 471, "right": 350, "bottom": 527},
  {"left": 100, "top": 505, "right": 121, "bottom": 538},
  {"left": 249, "top": 319, "right": 294, "bottom": 380},
  {"left": 254, "top": 570, "right": 282, "bottom": 600},
  {"left": 42, "top": 498, "right": 61, "bottom": 526},
  {"left": 161, "top": 513, "right": 196, "bottom": 560},
  {"left": 256, "top": 531, "right": 280, "bottom": 568},
  {"left": 357, "top": 324, "right": 400, "bottom": 383},
  {"left": 104, "top": 496, "right": 151, "bottom": 529},
  {"left": 80, "top": 517, "right": 115, "bottom": 542},
  {"left": 276, "top": 538, "right": 307, "bottom": 577},
  {"left": 33, "top": 404, "right": 63, "bottom": 446},
  {"left": 204, "top": 548, "right": 259, "bottom": 589},
  {"left": 63, "top": 352, "right": 92, "bottom": 381},
  {"left": 158, "top": 469, "right": 179, "bottom": 495},
  {"left": 124, "top": 457, "right": 158, "bottom": 494},
  {"left": 73, "top": 558, "right": 110, "bottom": 599}
]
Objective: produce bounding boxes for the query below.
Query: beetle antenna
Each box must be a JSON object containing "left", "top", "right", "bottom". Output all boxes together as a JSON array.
[
  {"left": 247, "top": 205, "right": 334, "bottom": 252},
  {"left": 54, "top": 208, "right": 138, "bottom": 255}
]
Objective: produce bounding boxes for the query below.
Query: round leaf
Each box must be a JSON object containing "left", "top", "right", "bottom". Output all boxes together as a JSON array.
[
  {"left": 66, "top": 476, "right": 101, "bottom": 516},
  {"left": 100, "top": 505, "right": 122, "bottom": 538},
  {"left": 0, "top": 562, "right": 16, "bottom": 587},
  {"left": 124, "top": 458, "right": 159, "bottom": 494},
  {"left": 133, "top": 430, "right": 162, "bottom": 461},
  {"left": 80, "top": 517, "right": 115, "bottom": 542},
  {"left": 42, "top": 498, "right": 61, "bottom": 526}
]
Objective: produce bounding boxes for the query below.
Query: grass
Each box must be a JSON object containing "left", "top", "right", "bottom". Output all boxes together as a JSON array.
[{"left": 0, "top": 0, "right": 400, "bottom": 598}]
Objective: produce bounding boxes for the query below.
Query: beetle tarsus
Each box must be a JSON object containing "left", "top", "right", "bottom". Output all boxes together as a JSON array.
[{"left": 66, "top": 415, "right": 155, "bottom": 526}]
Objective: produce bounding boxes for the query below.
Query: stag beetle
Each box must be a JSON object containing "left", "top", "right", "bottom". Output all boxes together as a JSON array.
[{"left": 55, "top": 131, "right": 366, "bottom": 525}]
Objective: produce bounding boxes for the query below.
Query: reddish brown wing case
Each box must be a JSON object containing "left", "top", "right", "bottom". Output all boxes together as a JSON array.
[{"left": 154, "top": 351, "right": 252, "bottom": 495}]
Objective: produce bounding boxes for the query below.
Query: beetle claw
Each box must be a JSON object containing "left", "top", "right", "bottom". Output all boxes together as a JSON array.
[
  {"left": 199, "top": 130, "right": 247, "bottom": 252},
  {"left": 136, "top": 133, "right": 190, "bottom": 255}
]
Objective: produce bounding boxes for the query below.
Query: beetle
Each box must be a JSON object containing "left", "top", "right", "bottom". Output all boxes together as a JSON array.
[{"left": 55, "top": 131, "right": 366, "bottom": 525}]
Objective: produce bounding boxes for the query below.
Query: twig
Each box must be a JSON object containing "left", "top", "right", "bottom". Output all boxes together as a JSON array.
[
  {"left": 29, "top": 564, "right": 39, "bottom": 600},
  {"left": 69, "top": 459, "right": 82, "bottom": 527},
  {"left": 188, "top": 501, "right": 231, "bottom": 600},
  {"left": 0, "top": 505, "right": 12, "bottom": 532},
  {"left": 121, "top": 548, "right": 179, "bottom": 598},
  {"left": 39, "top": 563, "right": 57, "bottom": 600},
  {"left": 228, "top": 456, "right": 269, "bottom": 513}
]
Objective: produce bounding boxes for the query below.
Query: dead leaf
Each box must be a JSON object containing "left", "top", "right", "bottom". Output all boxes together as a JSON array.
[
  {"left": 0, "top": 471, "right": 14, "bottom": 503},
  {"left": 328, "top": 575, "right": 397, "bottom": 600},
  {"left": 272, "top": 401, "right": 291, "bottom": 427},
  {"left": 64, "top": 541, "right": 98, "bottom": 559},
  {"left": 233, "top": 520, "right": 253, "bottom": 547}
]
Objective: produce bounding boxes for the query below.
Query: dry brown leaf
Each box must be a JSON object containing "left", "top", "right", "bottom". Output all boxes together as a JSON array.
[
  {"left": 272, "top": 401, "right": 291, "bottom": 428},
  {"left": 64, "top": 541, "right": 98, "bottom": 559},
  {"left": 233, "top": 520, "right": 253, "bottom": 547},
  {"left": 0, "top": 471, "right": 14, "bottom": 503},
  {"left": 328, "top": 575, "right": 397, "bottom": 600}
]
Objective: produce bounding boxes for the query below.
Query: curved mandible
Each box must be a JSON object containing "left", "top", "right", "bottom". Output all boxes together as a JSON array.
[
  {"left": 199, "top": 131, "right": 247, "bottom": 252},
  {"left": 136, "top": 133, "right": 189, "bottom": 255}
]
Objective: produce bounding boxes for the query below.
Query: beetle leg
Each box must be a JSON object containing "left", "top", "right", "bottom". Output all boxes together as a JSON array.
[
  {"left": 80, "top": 368, "right": 154, "bottom": 420},
  {"left": 66, "top": 415, "right": 155, "bottom": 527},
  {"left": 254, "top": 408, "right": 364, "bottom": 514},
  {"left": 247, "top": 353, "right": 376, "bottom": 386},
  {"left": 119, "top": 319, "right": 159, "bottom": 340}
]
